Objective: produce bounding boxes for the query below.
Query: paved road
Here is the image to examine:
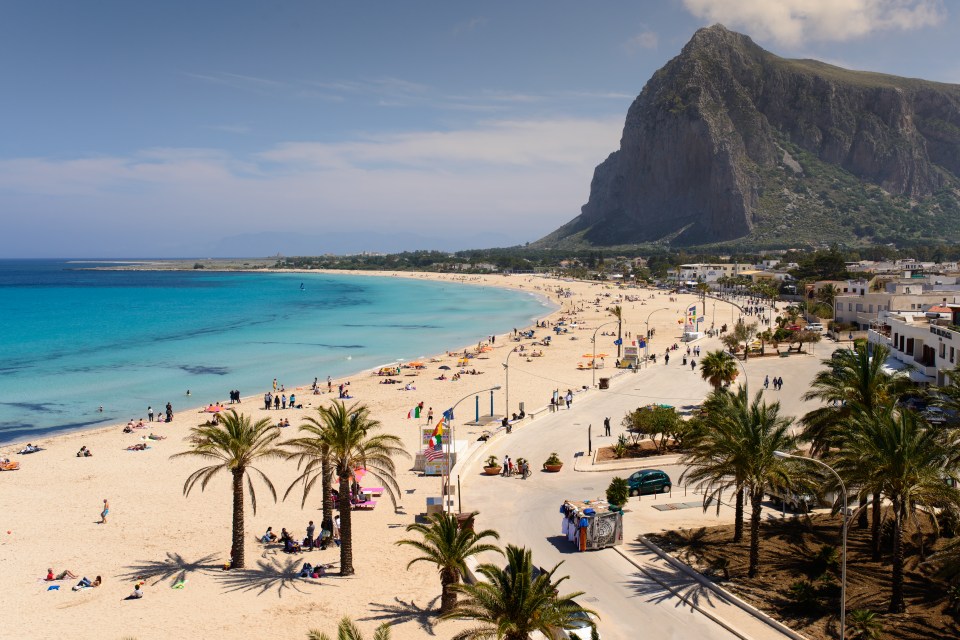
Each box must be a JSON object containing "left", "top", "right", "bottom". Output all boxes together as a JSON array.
[{"left": 460, "top": 333, "right": 840, "bottom": 640}]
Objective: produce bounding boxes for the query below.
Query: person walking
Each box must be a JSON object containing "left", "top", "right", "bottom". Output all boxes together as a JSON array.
[
  {"left": 690, "top": 359, "right": 696, "bottom": 371},
  {"left": 147, "top": 406, "right": 154, "bottom": 422},
  {"left": 764, "top": 375, "right": 769, "bottom": 389},
  {"left": 99, "top": 499, "right": 109, "bottom": 524},
  {"left": 165, "top": 402, "right": 173, "bottom": 422},
  {"left": 603, "top": 417, "right": 611, "bottom": 436},
  {"left": 565, "top": 390, "right": 573, "bottom": 409},
  {"left": 427, "top": 407, "right": 434, "bottom": 425}
]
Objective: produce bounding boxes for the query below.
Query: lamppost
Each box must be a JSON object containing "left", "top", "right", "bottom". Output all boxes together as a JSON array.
[
  {"left": 643, "top": 307, "right": 669, "bottom": 368},
  {"left": 774, "top": 451, "right": 847, "bottom": 640},
  {"left": 502, "top": 348, "right": 519, "bottom": 419},
  {"left": 444, "top": 385, "right": 502, "bottom": 513},
  {"left": 592, "top": 320, "right": 620, "bottom": 387}
]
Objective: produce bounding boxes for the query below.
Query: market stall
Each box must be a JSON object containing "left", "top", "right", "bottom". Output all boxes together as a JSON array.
[{"left": 559, "top": 498, "right": 623, "bottom": 551}]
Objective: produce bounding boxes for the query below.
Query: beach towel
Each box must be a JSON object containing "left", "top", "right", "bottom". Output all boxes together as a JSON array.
[
  {"left": 47, "top": 585, "right": 60, "bottom": 591},
  {"left": 172, "top": 579, "right": 187, "bottom": 589}
]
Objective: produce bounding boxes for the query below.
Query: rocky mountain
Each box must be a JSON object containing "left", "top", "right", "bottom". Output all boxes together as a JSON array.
[{"left": 538, "top": 25, "right": 960, "bottom": 249}]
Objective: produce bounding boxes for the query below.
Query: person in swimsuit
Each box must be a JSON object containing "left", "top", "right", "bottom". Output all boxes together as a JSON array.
[{"left": 100, "top": 499, "right": 109, "bottom": 524}]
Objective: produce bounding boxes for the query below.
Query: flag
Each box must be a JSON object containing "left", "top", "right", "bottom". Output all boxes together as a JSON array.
[
  {"left": 688, "top": 305, "right": 697, "bottom": 313},
  {"left": 407, "top": 405, "right": 421, "bottom": 419},
  {"left": 614, "top": 338, "right": 622, "bottom": 345},
  {"left": 639, "top": 339, "right": 646, "bottom": 348},
  {"left": 442, "top": 408, "right": 454, "bottom": 421},
  {"left": 432, "top": 417, "right": 445, "bottom": 437},
  {"left": 424, "top": 445, "right": 444, "bottom": 461}
]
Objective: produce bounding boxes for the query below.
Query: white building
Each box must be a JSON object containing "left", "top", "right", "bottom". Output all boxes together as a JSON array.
[
  {"left": 666, "top": 263, "right": 752, "bottom": 283},
  {"left": 869, "top": 306, "right": 960, "bottom": 385}
]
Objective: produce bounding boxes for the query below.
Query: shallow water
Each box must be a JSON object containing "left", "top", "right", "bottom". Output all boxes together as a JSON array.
[{"left": 0, "top": 260, "right": 552, "bottom": 443}]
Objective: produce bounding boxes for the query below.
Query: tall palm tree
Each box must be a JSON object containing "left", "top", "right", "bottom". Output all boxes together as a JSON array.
[
  {"left": 442, "top": 545, "right": 593, "bottom": 640},
  {"left": 171, "top": 410, "right": 285, "bottom": 569},
  {"left": 319, "top": 400, "right": 408, "bottom": 576},
  {"left": 681, "top": 391, "right": 748, "bottom": 543},
  {"left": 396, "top": 512, "right": 502, "bottom": 613},
  {"left": 811, "top": 283, "right": 838, "bottom": 319},
  {"left": 684, "top": 387, "right": 798, "bottom": 576},
  {"left": 307, "top": 617, "right": 391, "bottom": 640},
  {"left": 610, "top": 305, "right": 624, "bottom": 358},
  {"left": 832, "top": 407, "right": 960, "bottom": 612},
  {"left": 699, "top": 350, "right": 740, "bottom": 390},
  {"left": 801, "top": 343, "right": 911, "bottom": 558},
  {"left": 284, "top": 411, "right": 336, "bottom": 537}
]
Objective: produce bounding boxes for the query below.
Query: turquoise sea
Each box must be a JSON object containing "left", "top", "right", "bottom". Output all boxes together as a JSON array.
[{"left": 0, "top": 260, "right": 552, "bottom": 444}]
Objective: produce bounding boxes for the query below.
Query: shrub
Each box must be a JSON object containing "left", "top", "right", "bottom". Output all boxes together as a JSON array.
[
  {"left": 848, "top": 609, "right": 883, "bottom": 640},
  {"left": 544, "top": 452, "right": 562, "bottom": 466},
  {"left": 484, "top": 455, "right": 500, "bottom": 468},
  {"left": 612, "top": 434, "right": 628, "bottom": 459},
  {"left": 787, "top": 579, "right": 821, "bottom": 611},
  {"left": 809, "top": 544, "right": 840, "bottom": 577},
  {"left": 606, "top": 477, "right": 629, "bottom": 507}
]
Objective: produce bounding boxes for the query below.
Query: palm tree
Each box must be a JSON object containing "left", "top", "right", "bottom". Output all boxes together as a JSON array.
[
  {"left": 684, "top": 387, "right": 798, "bottom": 576},
  {"left": 832, "top": 407, "right": 960, "bottom": 612},
  {"left": 801, "top": 343, "right": 911, "bottom": 558},
  {"left": 811, "top": 283, "right": 838, "bottom": 319},
  {"left": 319, "top": 400, "right": 408, "bottom": 575},
  {"left": 396, "top": 512, "right": 502, "bottom": 613},
  {"left": 610, "top": 305, "right": 624, "bottom": 358},
  {"left": 307, "top": 617, "right": 390, "bottom": 640},
  {"left": 284, "top": 411, "right": 336, "bottom": 538},
  {"left": 681, "top": 390, "right": 748, "bottom": 543},
  {"left": 171, "top": 410, "right": 285, "bottom": 569},
  {"left": 699, "top": 350, "right": 739, "bottom": 390},
  {"left": 442, "top": 545, "right": 593, "bottom": 640},
  {"left": 846, "top": 609, "right": 883, "bottom": 640}
]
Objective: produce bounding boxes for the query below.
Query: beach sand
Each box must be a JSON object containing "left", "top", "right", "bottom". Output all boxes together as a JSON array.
[{"left": 0, "top": 273, "right": 728, "bottom": 640}]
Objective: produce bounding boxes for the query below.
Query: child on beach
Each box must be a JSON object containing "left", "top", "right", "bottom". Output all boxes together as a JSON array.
[{"left": 99, "top": 499, "right": 109, "bottom": 524}]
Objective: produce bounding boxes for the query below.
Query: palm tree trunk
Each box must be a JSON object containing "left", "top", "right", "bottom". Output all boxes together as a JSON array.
[
  {"left": 338, "top": 471, "right": 354, "bottom": 576},
  {"left": 440, "top": 568, "right": 458, "bottom": 613},
  {"left": 748, "top": 488, "right": 763, "bottom": 578},
  {"left": 617, "top": 321, "right": 623, "bottom": 358},
  {"left": 733, "top": 487, "right": 744, "bottom": 543},
  {"left": 231, "top": 468, "right": 246, "bottom": 569},
  {"left": 871, "top": 493, "right": 882, "bottom": 561},
  {"left": 889, "top": 505, "right": 905, "bottom": 613},
  {"left": 321, "top": 457, "right": 334, "bottom": 535},
  {"left": 858, "top": 495, "right": 868, "bottom": 529}
]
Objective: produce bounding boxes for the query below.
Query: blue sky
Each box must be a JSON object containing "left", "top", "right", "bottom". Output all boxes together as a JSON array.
[{"left": 1, "top": 0, "right": 958, "bottom": 257}]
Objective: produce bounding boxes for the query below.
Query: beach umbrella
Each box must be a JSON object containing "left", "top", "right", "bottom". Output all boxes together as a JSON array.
[
  {"left": 596, "top": 353, "right": 610, "bottom": 358},
  {"left": 438, "top": 365, "right": 451, "bottom": 370},
  {"left": 581, "top": 353, "right": 596, "bottom": 358}
]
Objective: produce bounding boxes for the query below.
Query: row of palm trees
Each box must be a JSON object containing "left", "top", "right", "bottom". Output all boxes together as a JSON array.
[
  {"left": 172, "top": 400, "right": 406, "bottom": 575},
  {"left": 687, "top": 343, "right": 960, "bottom": 613}
]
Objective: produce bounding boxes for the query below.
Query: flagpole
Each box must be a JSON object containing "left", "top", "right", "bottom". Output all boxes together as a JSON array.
[{"left": 440, "top": 385, "right": 502, "bottom": 514}]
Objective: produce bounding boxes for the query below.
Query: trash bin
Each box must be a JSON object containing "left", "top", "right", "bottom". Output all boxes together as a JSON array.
[{"left": 598, "top": 378, "right": 610, "bottom": 389}]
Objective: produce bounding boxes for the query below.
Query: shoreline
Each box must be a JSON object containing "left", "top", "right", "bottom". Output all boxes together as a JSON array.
[{"left": 0, "top": 270, "right": 559, "bottom": 451}]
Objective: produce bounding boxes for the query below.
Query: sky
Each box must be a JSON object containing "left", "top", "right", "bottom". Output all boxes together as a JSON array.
[{"left": 2, "top": 0, "right": 959, "bottom": 258}]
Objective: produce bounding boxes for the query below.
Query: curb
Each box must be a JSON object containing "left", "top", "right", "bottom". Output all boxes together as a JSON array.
[
  {"left": 635, "top": 535, "right": 810, "bottom": 640},
  {"left": 611, "top": 546, "right": 757, "bottom": 640},
  {"left": 573, "top": 453, "right": 682, "bottom": 472}
]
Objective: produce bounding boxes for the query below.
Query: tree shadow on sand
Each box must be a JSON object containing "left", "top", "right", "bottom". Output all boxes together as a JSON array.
[
  {"left": 213, "top": 554, "right": 329, "bottom": 598},
  {"left": 119, "top": 551, "right": 220, "bottom": 587},
  {"left": 359, "top": 595, "right": 441, "bottom": 635}
]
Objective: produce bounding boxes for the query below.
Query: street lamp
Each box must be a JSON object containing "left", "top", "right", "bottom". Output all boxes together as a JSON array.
[
  {"left": 592, "top": 320, "right": 620, "bottom": 387},
  {"left": 502, "top": 348, "right": 520, "bottom": 419},
  {"left": 774, "top": 451, "right": 847, "bottom": 640},
  {"left": 444, "top": 385, "right": 501, "bottom": 513},
  {"left": 643, "top": 307, "right": 669, "bottom": 368}
]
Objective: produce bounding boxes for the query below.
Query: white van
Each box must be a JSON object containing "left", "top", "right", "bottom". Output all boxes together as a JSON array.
[{"left": 806, "top": 323, "right": 824, "bottom": 332}]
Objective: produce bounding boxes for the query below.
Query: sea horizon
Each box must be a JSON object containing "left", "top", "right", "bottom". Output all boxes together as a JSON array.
[{"left": 0, "top": 259, "right": 554, "bottom": 445}]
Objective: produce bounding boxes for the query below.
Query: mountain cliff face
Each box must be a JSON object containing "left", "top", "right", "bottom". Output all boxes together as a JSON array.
[{"left": 539, "top": 25, "right": 960, "bottom": 248}]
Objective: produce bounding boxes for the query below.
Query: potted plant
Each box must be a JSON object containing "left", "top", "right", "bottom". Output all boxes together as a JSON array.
[
  {"left": 542, "top": 452, "right": 563, "bottom": 472},
  {"left": 483, "top": 455, "right": 502, "bottom": 476},
  {"left": 606, "top": 476, "right": 629, "bottom": 509}
]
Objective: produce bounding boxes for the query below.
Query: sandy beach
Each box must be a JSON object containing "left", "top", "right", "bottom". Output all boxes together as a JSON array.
[{"left": 0, "top": 272, "right": 725, "bottom": 640}]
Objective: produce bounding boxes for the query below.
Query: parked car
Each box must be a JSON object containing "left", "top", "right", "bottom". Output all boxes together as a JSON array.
[
  {"left": 767, "top": 486, "right": 816, "bottom": 513},
  {"left": 548, "top": 602, "right": 599, "bottom": 640},
  {"left": 627, "top": 469, "right": 672, "bottom": 496},
  {"left": 923, "top": 406, "right": 947, "bottom": 424}
]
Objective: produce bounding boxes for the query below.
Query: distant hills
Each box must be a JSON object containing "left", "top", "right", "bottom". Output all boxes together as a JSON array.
[{"left": 536, "top": 24, "right": 960, "bottom": 250}]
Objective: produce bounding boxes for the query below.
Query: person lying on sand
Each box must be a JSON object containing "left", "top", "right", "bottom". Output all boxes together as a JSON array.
[
  {"left": 77, "top": 446, "right": 92, "bottom": 457},
  {"left": 126, "top": 443, "right": 148, "bottom": 451},
  {"left": 47, "top": 568, "right": 79, "bottom": 580},
  {"left": 72, "top": 575, "right": 101, "bottom": 590},
  {"left": 147, "top": 433, "right": 166, "bottom": 440}
]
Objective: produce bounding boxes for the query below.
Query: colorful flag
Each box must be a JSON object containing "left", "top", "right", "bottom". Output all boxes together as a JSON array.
[
  {"left": 432, "top": 417, "right": 445, "bottom": 437},
  {"left": 424, "top": 446, "right": 444, "bottom": 461},
  {"left": 407, "top": 405, "right": 421, "bottom": 419},
  {"left": 442, "top": 408, "right": 454, "bottom": 421}
]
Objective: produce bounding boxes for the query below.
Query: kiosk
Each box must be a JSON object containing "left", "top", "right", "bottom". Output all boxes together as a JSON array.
[{"left": 559, "top": 499, "right": 624, "bottom": 551}]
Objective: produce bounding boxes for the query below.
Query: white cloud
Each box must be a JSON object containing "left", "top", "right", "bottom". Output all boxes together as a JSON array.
[
  {"left": 0, "top": 117, "right": 624, "bottom": 254},
  {"left": 623, "top": 29, "right": 659, "bottom": 52},
  {"left": 681, "top": 0, "right": 946, "bottom": 46}
]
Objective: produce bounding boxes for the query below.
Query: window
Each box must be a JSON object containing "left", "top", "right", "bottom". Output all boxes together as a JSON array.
[
  {"left": 951, "top": 346, "right": 955, "bottom": 364},
  {"left": 869, "top": 305, "right": 873, "bottom": 313},
  {"left": 941, "top": 343, "right": 947, "bottom": 359}
]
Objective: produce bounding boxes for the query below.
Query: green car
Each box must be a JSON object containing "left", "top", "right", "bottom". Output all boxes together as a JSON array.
[{"left": 627, "top": 469, "right": 672, "bottom": 496}]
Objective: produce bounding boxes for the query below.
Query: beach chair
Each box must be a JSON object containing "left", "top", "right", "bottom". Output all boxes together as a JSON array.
[
  {"left": 362, "top": 487, "right": 384, "bottom": 497},
  {"left": 353, "top": 500, "right": 377, "bottom": 510},
  {"left": 0, "top": 461, "right": 20, "bottom": 471}
]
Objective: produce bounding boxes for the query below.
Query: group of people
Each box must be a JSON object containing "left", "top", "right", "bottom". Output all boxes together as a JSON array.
[
  {"left": 227, "top": 390, "right": 242, "bottom": 403},
  {"left": 263, "top": 391, "right": 299, "bottom": 410},
  {"left": 262, "top": 517, "right": 341, "bottom": 553},
  {"left": 764, "top": 375, "right": 785, "bottom": 390},
  {"left": 76, "top": 446, "right": 92, "bottom": 457},
  {"left": 499, "top": 455, "right": 530, "bottom": 478},
  {"left": 144, "top": 403, "right": 174, "bottom": 423}
]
